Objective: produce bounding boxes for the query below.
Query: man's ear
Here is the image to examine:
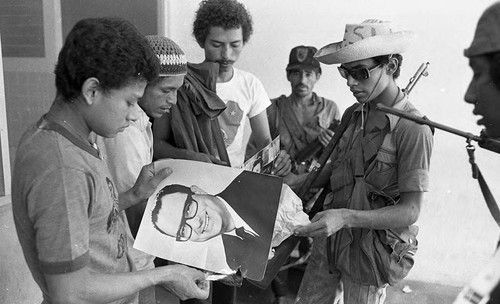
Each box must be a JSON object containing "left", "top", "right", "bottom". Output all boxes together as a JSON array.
[
  {"left": 386, "top": 57, "right": 399, "bottom": 75},
  {"left": 81, "top": 77, "right": 100, "bottom": 105},
  {"left": 191, "top": 185, "right": 208, "bottom": 195},
  {"left": 316, "top": 71, "right": 322, "bottom": 81}
]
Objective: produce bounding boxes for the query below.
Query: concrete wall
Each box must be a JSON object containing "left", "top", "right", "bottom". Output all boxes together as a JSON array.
[
  {"left": 0, "top": 1, "right": 158, "bottom": 303},
  {"left": 2, "top": 0, "right": 63, "bottom": 180},
  {"left": 60, "top": 0, "right": 158, "bottom": 38},
  {"left": 0, "top": 199, "right": 42, "bottom": 303},
  {"left": 3, "top": 0, "right": 158, "bottom": 172},
  {"left": 164, "top": 0, "right": 500, "bottom": 287}
]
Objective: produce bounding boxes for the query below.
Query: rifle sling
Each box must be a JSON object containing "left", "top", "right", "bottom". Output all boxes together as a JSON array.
[
  {"left": 467, "top": 144, "right": 500, "bottom": 228},
  {"left": 298, "top": 105, "right": 356, "bottom": 200},
  {"left": 281, "top": 101, "right": 309, "bottom": 154}
]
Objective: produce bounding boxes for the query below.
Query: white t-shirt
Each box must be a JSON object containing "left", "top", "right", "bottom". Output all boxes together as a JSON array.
[{"left": 216, "top": 68, "right": 271, "bottom": 168}]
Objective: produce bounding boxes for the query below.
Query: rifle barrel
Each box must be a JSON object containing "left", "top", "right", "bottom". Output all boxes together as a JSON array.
[
  {"left": 404, "top": 62, "right": 429, "bottom": 94},
  {"left": 376, "top": 104, "right": 482, "bottom": 142}
]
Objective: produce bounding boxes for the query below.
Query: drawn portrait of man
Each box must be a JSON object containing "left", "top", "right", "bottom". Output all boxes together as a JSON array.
[{"left": 134, "top": 160, "right": 282, "bottom": 281}]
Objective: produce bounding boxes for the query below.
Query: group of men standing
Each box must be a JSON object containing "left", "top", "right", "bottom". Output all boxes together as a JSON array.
[{"left": 10, "top": 0, "right": 500, "bottom": 304}]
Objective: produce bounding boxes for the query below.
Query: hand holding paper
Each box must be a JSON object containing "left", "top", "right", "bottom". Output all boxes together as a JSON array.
[{"left": 157, "top": 264, "right": 210, "bottom": 300}]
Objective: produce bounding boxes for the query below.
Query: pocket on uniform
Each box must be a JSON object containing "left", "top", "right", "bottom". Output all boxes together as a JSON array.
[
  {"left": 373, "top": 228, "right": 418, "bottom": 286},
  {"left": 329, "top": 159, "right": 354, "bottom": 195},
  {"left": 366, "top": 150, "right": 397, "bottom": 190}
]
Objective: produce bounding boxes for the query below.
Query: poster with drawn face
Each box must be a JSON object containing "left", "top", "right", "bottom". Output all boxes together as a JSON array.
[{"left": 134, "top": 159, "right": 283, "bottom": 281}]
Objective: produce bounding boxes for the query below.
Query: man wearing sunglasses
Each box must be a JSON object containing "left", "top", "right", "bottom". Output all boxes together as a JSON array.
[
  {"left": 151, "top": 171, "right": 280, "bottom": 281},
  {"left": 289, "top": 19, "right": 434, "bottom": 304}
]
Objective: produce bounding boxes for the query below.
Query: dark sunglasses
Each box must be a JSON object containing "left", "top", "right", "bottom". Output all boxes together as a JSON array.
[{"left": 338, "top": 63, "right": 382, "bottom": 80}]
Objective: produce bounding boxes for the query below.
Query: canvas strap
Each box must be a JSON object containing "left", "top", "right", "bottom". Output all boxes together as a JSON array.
[
  {"left": 298, "top": 105, "right": 356, "bottom": 200},
  {"left": 281, "top": 100, "right": 309, "bottom": 154},
  {"left": 466, "top": 143, "right": 500, "bottom": 228}
]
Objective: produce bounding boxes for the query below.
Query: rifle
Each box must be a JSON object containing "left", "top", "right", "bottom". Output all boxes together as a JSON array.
[
  {"left": 295, "top": 120, "right": 340, "bottom": 164},
  {"left": 375, "top": 104, "right": 500, "bottom": 154},
  {"left": 404, "top": 62, "right": 429, "bottom": 94},
  {"left": 379, "top": 73, "right": 500, "bottom": 304},
  {"left": 251, "top": 62, "right": 434, "bottom": 289},
  {"left": 296, "top": 62, "right": 431, "bottom": 199}
]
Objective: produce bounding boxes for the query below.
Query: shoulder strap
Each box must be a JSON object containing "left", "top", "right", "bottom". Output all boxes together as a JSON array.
[
  {"left": 269, "top": 96, "right": 285, "bottom": 139},
  {"left": 281, "top": 101, "right": 309, "bottom": 152},
  {"left": 467, "top": 144, "right": 500, "bottom": 228},
  {"left": 298, "top": 104, "right": 357, "bottom": 201}
]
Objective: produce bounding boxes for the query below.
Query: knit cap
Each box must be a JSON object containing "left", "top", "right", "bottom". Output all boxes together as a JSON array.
[{"left": 146, "top": 35, "right": 187, "bottom": 76}]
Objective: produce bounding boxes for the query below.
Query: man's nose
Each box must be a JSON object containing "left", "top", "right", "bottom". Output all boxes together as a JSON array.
[
  {"left": 127, "top": 104, "right": 140, "bottom": 121},
  {"left": 464, "top": 82, "right": 477, "bottom": 105},
  {"left": 166, "top": 91, "right": 178, "bottom": 106},
  {"left": 187, "top": 215, "right": 203, "bottom": 231},
  {"left": 221, "top": 45, "right": 231, "bottom": 60},
  {"left": 299, "top": 73, "right": 308, "bottom": 83},
  {"left": 346, "top": 74, "right": 358, "bottom": 87}
]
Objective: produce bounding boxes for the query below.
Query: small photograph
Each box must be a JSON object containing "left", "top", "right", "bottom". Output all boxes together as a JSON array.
[
  {"left": 243, "top": 136, "right": 280, "bottom": 174},
  {"left": 134, "top": 159, "right": 283, "bottom": 281}
]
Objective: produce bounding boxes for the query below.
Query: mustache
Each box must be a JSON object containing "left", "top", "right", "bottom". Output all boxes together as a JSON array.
[{"left": 216, "top": 60, "right": 234, "bottom": 65}]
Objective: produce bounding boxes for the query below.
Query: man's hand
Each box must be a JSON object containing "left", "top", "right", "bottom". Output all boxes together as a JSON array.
[
  {"left": 190, "top": 151, "right": 228, "bottom": 166},
  {"left": 318, "top": 129, "right": 335, "bottom": 147},
  {"left": 271, "top": 150, "right": 292, "bottom": 176},
  {"left": 159, "top": 264, "right": 210, "bottom": 300},
  {"left": 131, "top": 162, "right": 172, "bottom": 203},
  {"left": 282, "top": 173, "right": 307, "bottom": 190},
  {"left": 294, "top": 209, "right": 348, "bottom": 238}
]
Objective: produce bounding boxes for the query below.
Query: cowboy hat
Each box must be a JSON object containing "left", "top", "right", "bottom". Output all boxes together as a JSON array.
[{"left": 315, "top": 19, "right": 414, "bottom": 65}]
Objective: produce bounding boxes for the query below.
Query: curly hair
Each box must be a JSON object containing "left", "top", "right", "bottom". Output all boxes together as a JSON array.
[
  {"left": 373, "top": 54, "right": 403, "bottom": 79},
  {"left": 55, "top": 17, "right": 159, "bottom": 101},
  {"left": 193, "top": 0, "right": 253, "bottom": 46}
]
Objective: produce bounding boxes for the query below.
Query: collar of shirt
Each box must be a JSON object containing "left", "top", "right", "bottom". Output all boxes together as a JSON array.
[
  {"left": 133, "top": 106, "right": 151, "bottom": 130},
  {"left": 217, "top": 196, "right": 259, "bottom": 238},
  {"left": 353, "top": 93, "right": 409, "bottom": 133},
  {"left": 289, "top": 92, "right": 325, "bottom": 115}
]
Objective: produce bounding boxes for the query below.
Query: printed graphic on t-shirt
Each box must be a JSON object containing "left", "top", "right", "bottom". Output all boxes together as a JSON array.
[
  {"left": 105, "top": 177, "right": 127, "bottom": 259},
  {"left": 218, "top": 100, "right": 244, "bottom": 147},
  {"left": 117, "top": 233, "right": 126, "bottom": 259},
  {"left": 105, "top": 177, "right": 120, "bottom": 233}
]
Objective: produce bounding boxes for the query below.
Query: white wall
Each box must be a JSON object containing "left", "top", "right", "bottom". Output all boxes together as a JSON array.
[{"left": 163, "top": 0, "right": 500, "bottom": 287}]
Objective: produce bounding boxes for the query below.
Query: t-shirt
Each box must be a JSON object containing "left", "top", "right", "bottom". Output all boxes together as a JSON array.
[
  {"left": 216, "top": 68, "right": 271, "bottom": 168},
  {"left": 12, "top": 116, "right": 137, "bottom": 304},
  {"left": 97, "top": 107, "right": 155, "bottom": 272}
]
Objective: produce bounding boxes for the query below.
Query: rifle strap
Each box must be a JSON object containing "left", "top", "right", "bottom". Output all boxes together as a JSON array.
[
  {"left": 298, "top": 104, "right": 356, "bottom": 200},
  {"left": 281, "top": 100, "right": 309, "bottom": 153},
  {"left": 466, "top": 143, "right": 500, "bottom": 228}
]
